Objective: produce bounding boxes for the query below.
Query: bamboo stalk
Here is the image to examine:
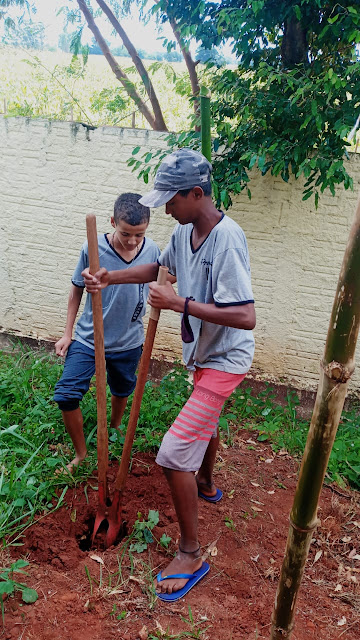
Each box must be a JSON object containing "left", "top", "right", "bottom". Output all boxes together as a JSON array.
[
  {"left": 200, "top": 89, "right": 211, "bottom": 162},
  {"left": 270, "top": 194, "right": 360, "bottom": 639}
]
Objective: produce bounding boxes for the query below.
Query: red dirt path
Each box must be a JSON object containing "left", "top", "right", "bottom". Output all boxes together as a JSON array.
[{"left": 2, "top": 432, "right": 360, "bottom": 640}]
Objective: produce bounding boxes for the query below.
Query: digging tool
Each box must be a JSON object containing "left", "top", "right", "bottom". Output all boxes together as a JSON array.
[
  {"left": 103, "top": 264, "right": 168, "bottom": 547},
  {"left": 86, "top": 214, "right": 109, "bottom": 543},
  {"left": 86, "top": 218, "right": 169, "bottom": 547}
]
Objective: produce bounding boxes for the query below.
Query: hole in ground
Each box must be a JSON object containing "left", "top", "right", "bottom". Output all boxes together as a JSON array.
[{"left": 76, "top": 517, "right": 128, "bottom": 551}]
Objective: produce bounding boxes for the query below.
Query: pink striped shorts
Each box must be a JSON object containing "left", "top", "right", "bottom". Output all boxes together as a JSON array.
[{"left": 155, "top": 367, "right": 246, "bottom": 472}]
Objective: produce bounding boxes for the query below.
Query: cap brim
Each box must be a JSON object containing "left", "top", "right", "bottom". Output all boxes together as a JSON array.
[{"left": 138, "top": 189, "right": 178, "bottom": 208}]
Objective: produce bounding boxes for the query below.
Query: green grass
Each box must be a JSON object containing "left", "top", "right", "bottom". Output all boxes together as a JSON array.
[
  {"left": 223, "top": 383, "right": 360, "bottom": 489},
  {"left": 0, "top": 344, "right": 359, "bottom": 546}
]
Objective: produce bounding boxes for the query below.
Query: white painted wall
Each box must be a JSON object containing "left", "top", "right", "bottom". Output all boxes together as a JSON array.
[{"left": 1, "top": 116, "right": 360, "bottom": 392}]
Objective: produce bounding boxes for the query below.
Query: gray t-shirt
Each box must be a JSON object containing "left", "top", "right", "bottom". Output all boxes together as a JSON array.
[
  {"left": 72, "top": 234, "right": 160, "bottom": 352},
  {"left": 158, "top": 214, "right": 255, "bottom": 374}
]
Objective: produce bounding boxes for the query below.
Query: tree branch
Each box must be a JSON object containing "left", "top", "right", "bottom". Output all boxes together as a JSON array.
[
  {"left": 76, "top": 0, "right": 159, "bottom": 130},
  {"left": 168, "top": 15, "right": 200, "bottom": 128},
  {"left": 95, "top": 0, "right": 168, "bottom": 131}
]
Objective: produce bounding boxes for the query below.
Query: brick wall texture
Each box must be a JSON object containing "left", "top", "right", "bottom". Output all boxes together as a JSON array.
[{"left": 1, "top": 116, "right": 360, "bottom": 392}]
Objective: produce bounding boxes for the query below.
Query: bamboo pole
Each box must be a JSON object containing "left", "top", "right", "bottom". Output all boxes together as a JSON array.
[
  {"left": 200, "top": 88, "right": 211, "bottom": 162},
  {"left": 270, "top": 194, "right": 360, "bottom": 639}
]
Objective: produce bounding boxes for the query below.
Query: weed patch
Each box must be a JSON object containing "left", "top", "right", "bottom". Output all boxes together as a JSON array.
[
  {"left": 0, "top": 346, "right": 359, "bottom": 548},
  {"left": 223, "top": 384, "right": 360, "bottom": 490}
]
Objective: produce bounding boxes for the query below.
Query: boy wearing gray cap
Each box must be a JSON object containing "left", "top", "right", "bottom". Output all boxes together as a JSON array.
[{"left": 83, "top": 148, "right": 256, "bottom": 601}]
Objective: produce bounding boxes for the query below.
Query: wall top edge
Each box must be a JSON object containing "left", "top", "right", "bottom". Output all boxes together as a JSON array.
[{"left": 0, "top": 114, "right": 170, "bottom": 140}]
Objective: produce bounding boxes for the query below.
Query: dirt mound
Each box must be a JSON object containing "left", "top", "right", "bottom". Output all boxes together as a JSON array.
[{"left": 3, "top": 435, "right": 360, "bottom": 640}]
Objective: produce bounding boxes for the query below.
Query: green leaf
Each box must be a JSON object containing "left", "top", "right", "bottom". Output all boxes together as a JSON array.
[
  {"left": 21, "top": 588, "right": 38, "bottom": 604},
  {"left": 302, "top": 191, "right": 313, "bottom": 201},
  {"left": 132, "top": 146, "right": 141, "bottom": 155},
  {"left": 0, "top": 582, "right": 14, "bottom": 595},
  {"left": 160, "top": 533, "right": 172, "bottom": 548},
  {"left": 148, "top": 509, "right": 159, "bottom": 527},
  {"left": 293, "top": 5, "right": 301, "bottom": 21}
]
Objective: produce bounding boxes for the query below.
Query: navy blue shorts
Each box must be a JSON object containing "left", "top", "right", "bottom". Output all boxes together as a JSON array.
[{"left": 53, "top": 340, "right": 142, "bottom": 412}]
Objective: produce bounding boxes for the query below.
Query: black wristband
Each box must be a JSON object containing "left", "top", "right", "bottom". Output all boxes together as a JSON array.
[{"left": 181, "top": 296, "right": 195, "bottom": 343}]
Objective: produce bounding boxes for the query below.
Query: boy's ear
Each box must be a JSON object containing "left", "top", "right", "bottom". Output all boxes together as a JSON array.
[
  {"left": 192, "top": 186, "right": 204, "bottom": 199},
  {"left": 110, "top": 216, "right": 116, "bottom": 228}
]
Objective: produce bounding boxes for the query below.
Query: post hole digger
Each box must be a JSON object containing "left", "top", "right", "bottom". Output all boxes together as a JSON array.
[{"left": 86, "top": 213, "right": 168, "bottom": 548}]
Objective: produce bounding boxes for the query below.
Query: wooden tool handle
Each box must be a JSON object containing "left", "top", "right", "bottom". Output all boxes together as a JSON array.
[
  {"left": 114, "top": 265, "right": 169, "bottom": 491},
  {"left": 149, "top": 266, "right": 168, "bottom": 321},
  {"left": 86, "top": 214, "right": 108, "bottom": 486}
]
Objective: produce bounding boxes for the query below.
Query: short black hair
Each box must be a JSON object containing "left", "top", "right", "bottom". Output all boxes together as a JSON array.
[
  {"left": 114, "top": 192, "right": 150, "bottom": 225},
  {"left": 177, "top": 176, "right": 212, "bottom": 198}
]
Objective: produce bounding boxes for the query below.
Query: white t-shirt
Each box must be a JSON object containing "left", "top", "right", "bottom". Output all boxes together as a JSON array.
[{"left": 158, "top": 214, "right": 255, "bottom": 373}]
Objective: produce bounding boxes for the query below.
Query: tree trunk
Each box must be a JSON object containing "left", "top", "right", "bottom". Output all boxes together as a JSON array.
[
  {"left": 95, "top": 0, "right": 168, "bottom": 131},
  {"left": 281, "top": 16, "right": 308, "bottom": 68},
  {"left": 76, "top": 0, "right": 162, "bottom": 130},
  {"left": 271, "top": 194, "right": 360, "bottom": 639}
]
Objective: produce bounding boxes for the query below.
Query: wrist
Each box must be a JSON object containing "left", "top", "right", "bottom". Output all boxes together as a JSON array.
[{"left": 173, "top": 296, "right": 186, "bottom": 313}]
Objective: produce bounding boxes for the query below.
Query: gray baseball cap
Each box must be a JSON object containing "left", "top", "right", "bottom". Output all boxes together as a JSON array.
[{"left": 138, "top": 148, "right": 212, "bottom": 208}]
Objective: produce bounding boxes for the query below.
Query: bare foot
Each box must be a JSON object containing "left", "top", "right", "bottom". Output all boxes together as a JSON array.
[
  {"left": 56, "top": 453, "right": 86, "bottom": 475},
  {"left": 155, "top": 548, "right": 203, "bottom": 595},
  {"left": 196, "top": 478, "right": 218, "bottom": 499}
]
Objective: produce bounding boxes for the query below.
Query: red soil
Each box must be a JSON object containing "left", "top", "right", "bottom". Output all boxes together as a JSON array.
[{"left": 2, "top": 432, "right": 359, "bottom": 640}]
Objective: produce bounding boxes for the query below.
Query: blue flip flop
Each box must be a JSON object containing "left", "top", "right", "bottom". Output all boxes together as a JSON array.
[
  {"left": 156, "top": 562, "right": 210, "bottom": 602},
  {"left": 198, "top": 487, "right": 223, "bottom": 503}
]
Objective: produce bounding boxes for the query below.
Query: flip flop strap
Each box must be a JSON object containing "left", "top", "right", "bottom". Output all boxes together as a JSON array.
[{"left": 157, "top": 572, "right": 193, "bottom": 582}]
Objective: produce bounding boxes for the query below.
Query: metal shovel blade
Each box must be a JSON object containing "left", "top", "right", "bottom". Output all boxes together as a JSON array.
[
  {"left": 104, "top": 491, "right": 123, "bottom": 548},
  {"left": 91, "top": 482, "right": 109, "bottom": 545}
]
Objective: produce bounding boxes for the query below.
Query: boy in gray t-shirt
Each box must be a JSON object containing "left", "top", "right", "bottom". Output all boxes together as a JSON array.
[
  {"left": 54, "top": 193, "right": 160, "bottom": 473},
  {"left": 82, "top": 150, "right": 256, "bottom": 602}
]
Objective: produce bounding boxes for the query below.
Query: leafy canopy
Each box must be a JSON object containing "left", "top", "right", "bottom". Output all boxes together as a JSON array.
[{"left": 147, "top": 1, "right": 360, "bottom": 207}]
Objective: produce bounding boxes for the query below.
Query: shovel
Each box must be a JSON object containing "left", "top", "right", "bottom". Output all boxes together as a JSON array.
[
  {"left": 86, "top": 214, "right": 110, "bottom": 542},
  {"left": 87, "top": 214, "right": 168, "bottom": 547}
]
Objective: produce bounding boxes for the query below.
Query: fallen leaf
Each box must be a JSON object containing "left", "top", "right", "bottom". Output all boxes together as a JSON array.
[
  {"left": 252, "top": 506, "right": 263, "bottom": 512},
  {"left": 138, "top": 625, "right": 148, "bottom": 640},
  {"left": 348, "top": 549, "right": 357, "bottom": 559},
  {"left": 269, "top": 513, "right": 274, "bottom": 522},
  {"left": 250, "top": 482, "right": 260, "bottom": 487},
  {"left": 265, "top": 458, "right": 274, "bottom": 464},
  {"left": 277, "top": 449, "right": 287, "bottom": 456},
  {"left": 341, "top": 536, "right": 351, "bottom": 543},
  {"left": 202, "top": 539, "right": 218, "bottom": 560},
  {"left": 246, "top": 438, "right": 257, "bottom": 445},
  {"left": 353, "top": 554, "right": 360, "bottom": 561},
  {"left": 267, "top": 490, "right": 275, "bottom": 495},
  {"left": 70, "top": 509, "right": 77, "bottom": 523},
  {"left": 251, "top": 499, "right": 264, "bottom": 505},
  {"left": 129, "top": 576, "right": 145, "bottom": 585},
  {"left": 337, "top": 616, "right": 347, "bottom": 627},
  {"left": 313, "top": 550, "right": 323, "bottom": 564},
  {"left": 89, "top": 554, "right": 104, "bottom": 565},
  {"left": 334, "top": 584, "right": 342, "bottom": 592},
  {"left": 210, "top": 546, "right": 218, "bottom": 557},
  {"left": 353, "top": 521, "right": 360, "bottom": 528}
]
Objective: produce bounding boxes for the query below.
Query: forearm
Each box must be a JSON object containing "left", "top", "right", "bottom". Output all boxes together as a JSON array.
[
  {"left": 108, "top": 262, "right": 160, "bottom": 285},
  {"left": 63, "top": 286, "right": 83, "bottom": 336},
  {"left": 173, "top": 297, "right": 256, "bottom": 330}
]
